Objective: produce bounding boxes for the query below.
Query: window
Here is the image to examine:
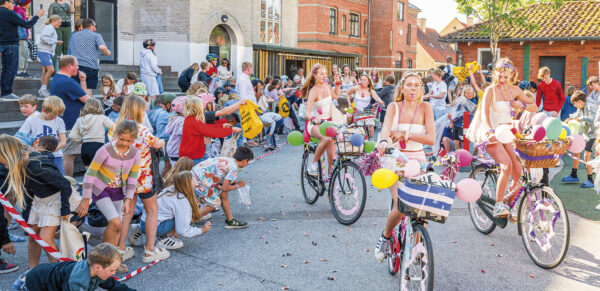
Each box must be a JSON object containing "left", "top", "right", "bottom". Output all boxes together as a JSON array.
[
  {"left": 397, "top": 2, "right": 404, "bottom": 20},
  {"left": 478, "top": 48, "right": 501, "bottom": 72},
  {"left": 260, "top": 0, "right": 281, "bottom": 44},
  {"left": 407, "top": 58, "right": 413, "bottom": 69},
  {"left": 350, "top": 13, "right": 360, "bottom": 37},
  {"left": 406, "top": 24, "right": 412, "bottom": 45},
  {"left": 395, "top": 52, "right": 403, "bottom": 68},
  {"left": 341, "top": 15, "right": 346, "bottom": 32},
  {"left": 329, "top": 8, "right": 337, "bottom": 34},
  {"left": 364, "top": 20, "right": 368, "bottom": 35}
]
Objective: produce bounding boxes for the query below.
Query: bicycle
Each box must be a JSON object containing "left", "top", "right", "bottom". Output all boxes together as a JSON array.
[
  {"left": 352, "top": 104, "right": 380, "bottom": 141},
  {"left": 300, "top": 125, "right": 367, "bottom": 225},
  {"left": 468, "top": 151, "right": 570, "bottom": 269}
]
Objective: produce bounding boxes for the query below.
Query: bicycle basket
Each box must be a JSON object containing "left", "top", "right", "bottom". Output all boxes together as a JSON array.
[
  {"left": 515, "top": 139, "right": 569, "bottom": 168},
  {"left": 353, "top": 107, "right": 378, "bottom": 127},
  {"left": 334, "top": 127, "right": 365, "bottom": 156},
  {"left": 397, "top": 174, "right": 456, "bottom": 224}
]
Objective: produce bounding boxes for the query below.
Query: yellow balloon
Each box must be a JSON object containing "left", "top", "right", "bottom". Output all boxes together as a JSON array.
[
  {"left": 559, "top": 128, "right": 567, "bottom": 139},
  {"left": 371, "top": 168, "right": 399, "bottom": 189}
]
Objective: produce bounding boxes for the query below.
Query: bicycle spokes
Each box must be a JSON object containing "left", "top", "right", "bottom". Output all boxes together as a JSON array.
[
  {"left": 332, "top": 172, "right": 360, "bottom": 216},
  {"left": 526, "top": 197, "right": 560, "bottom": 252}
]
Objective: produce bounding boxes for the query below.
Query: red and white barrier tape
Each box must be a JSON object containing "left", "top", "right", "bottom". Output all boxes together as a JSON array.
[
  {"left": 0, "top": 192, "right": 159, "bottom": 281},
  {"left": 249, "top": 146, "right": 282, "bottom": 165}
]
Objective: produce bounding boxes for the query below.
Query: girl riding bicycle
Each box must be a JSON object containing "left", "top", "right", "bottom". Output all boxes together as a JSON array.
[
  {"left": 346, "top": 74, "right": 384, "bottom": 139},
  {"left": 302, "top": 63, "right": 341, "bottom": 178},
  {"left": 373, "top": 73, "right": 435, "bottom": 261},
  {"left": 465, "top": 58, "right": 536, "bottom": 218}
]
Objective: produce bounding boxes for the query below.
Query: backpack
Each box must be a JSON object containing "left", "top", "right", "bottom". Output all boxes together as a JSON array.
[{"left": 440, "top": 65, "right": 455, "bottom": 86}]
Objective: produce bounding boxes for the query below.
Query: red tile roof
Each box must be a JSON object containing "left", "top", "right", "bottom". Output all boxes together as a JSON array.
[
  {"left": 417, "top": 28, "right": 456, "bottom": 62},
  {"left": 440, "top": 0, "right": 600, "bottom": 42}
]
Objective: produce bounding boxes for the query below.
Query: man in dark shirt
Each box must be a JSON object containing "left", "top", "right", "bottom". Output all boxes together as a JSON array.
[
  {"left": 376, "top": 75, "right": 396, "bottom": 123},
  {"left": 0, "top": 0, "right": 43, "bottom": 99}
]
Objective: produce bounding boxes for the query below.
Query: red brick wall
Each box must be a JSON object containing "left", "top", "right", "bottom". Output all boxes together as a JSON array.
[{"left": 457, "top": 41, "right": 600, "bottom": 88}]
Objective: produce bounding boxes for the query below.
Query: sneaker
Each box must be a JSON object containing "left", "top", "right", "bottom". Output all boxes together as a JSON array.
[
  {"left": 493, "top": 202, "right": 510, "bottom": 218},
  {"left": 0, "top": 259, "right": 18, "bottom": 274},
  {"left": 308, "top": 162, "right": 319, "bottom": 176},
  {"left": 15, "top": 72, "right": 25, "bottom": 79},
  {"left": 116, "top": 263, "right": 128, "bottom": 273},
  {"left": 127, "top": 224, "right": 142, "bottom": 246},
  {"left": 264, "top": 146, "right": 276, "bottom": 152},
  {"left": 247, "top": 141, "right": 259, "bottom": 147},
  {"left": 38, "top": 88, "right": 50, "bottom": 97},
  {"left": 1, "top": 94, "right": 19, "bottom": 100},
  {"left": 8, "top": 221, "right": 18, "bottom": 230},
  {"left": 156, "top": 235, "right": 184, "bottom": 250},
  {"left": 142, "top": 246, "right": 170, "bottom": 263},
  {"left": 259, "top": 140, "right": 267, "bottom": 145},
  {"left": 11, "top": 270, "right": 27, "bottom": 289},
  {"left": 581, "top": 180, "right": 594, "bottom": 188},
  {"left": 9, "top": 233, "right": 26, "bottom": 243},
  {"left": 374, "top": 233, "right": 392, "bottom": 262},
  {"left": 200, "top": 213, "right": 212, "bottom": 221},
  {"left": 561, "top": 175, "right": 580, "bottom": 183},
  {"left": 508, "top": 206, "right": 518, "bottom": 224},
  {"left": 22, "top": 73, "right": 32, "bottom": 79},
  {"left": 119, "top": 246, "right": 135, "bottom": 262},
  {"left": 225, "top": 218, "right": 248, "bottom": 229},
  {"left": 596, "top": 204, "right": 600, "bottom": 211}
]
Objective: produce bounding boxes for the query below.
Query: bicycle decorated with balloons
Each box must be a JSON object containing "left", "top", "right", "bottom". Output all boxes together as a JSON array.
[
  {"left": 371, "top": 148, "right": 482, "bottom": 290},
  {"left": 287, "top": 122, "right": 377, "bottom": 225},
  {"left": 468, "top": 113, "right": 572, "bottom": 269}
]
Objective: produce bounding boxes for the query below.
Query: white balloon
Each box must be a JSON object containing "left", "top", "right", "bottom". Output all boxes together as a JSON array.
[{"left": 495, "top": 124, "right": 515, "bottom": 144}]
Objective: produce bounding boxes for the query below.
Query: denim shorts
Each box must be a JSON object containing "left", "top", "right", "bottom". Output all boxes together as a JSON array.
[
  {"left": 140, "top": 218, "right": 174, "bottom": 237},
  {"left": 38, "top": 52, "right": 53, "bottom": 66}
]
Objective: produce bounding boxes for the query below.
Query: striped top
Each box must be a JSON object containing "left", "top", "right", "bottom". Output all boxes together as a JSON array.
[{"left": 82, "top": 142, "right": 141, "bottom": 200}]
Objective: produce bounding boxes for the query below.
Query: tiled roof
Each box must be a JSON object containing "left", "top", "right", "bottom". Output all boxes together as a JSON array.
[
  {"left": 417, "top": 28, "right": 456, "bottom": 62},
  {"left": 440, "top": 0, "right": 600, "bottom": 42},
  {"left": 408, "top": 2, "right": 422, "bottom": 12}
]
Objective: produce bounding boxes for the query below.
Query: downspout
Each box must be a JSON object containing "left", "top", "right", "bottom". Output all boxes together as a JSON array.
[{"left": 367, "top": 0, "right": 371, "bottom": 67}]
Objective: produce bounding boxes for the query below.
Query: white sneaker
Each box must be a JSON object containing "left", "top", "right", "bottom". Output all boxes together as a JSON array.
[
  {"left": 156, "top": 235, "right": 183, "bottom": 250},
  {"left": 308, "top": 162, "right": 319, "bottom": 176},
  {"left": 142, "top": 246, "right": 170, "bottom": 263},
  {"left": 595, "top": 204, "right": 600, "bottom": 211},
  {"left": 119, "top": 246, "right": 135, "bottom": 262},
  {"left": 200, "top": 213, "right": 212, "bottom": 221},
  {"left": 38, "top": 88, "right": 50, "bottom": 97},
  {"left": 127, "top": 224, "right": 143, "bottom": 246},
  {"left": 493, "top": 202, "right": 510, "bottom": 218}
]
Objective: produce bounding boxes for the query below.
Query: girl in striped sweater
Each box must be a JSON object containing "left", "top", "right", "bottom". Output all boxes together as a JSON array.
[{"left": 78, "top": 120, "right": 141, "bottom": 256}]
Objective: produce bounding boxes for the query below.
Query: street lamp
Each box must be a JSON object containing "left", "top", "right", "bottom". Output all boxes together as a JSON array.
[{"left": 221, "top": 15, "right": 228, "bottom": 23}]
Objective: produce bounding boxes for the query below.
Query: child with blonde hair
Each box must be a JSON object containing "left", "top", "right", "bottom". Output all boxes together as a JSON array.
[
  {"left": 69, "top": 98, "right": 114, "bottom": 167},
  {"left": 100, "top": 74, "right": 120, "bottom": 108},
  {"left": 37, "top": 15, "right": 62, "bottom": 97},
  {"left": 17, "top": 94, "right": 38, "bottom": 118},
  {"left": 18, "top": 96, "right": 67, "bottom": 174}
]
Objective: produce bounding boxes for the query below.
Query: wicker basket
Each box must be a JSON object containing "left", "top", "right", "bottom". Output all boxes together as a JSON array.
[
  {"left": 515, "top": 139, "right": 570, "bottom": 168},
  {"left": 334, "top": 127, "right": 365, "bottom": 156}
]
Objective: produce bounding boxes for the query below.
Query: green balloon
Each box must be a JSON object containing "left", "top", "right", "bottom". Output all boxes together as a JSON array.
[
  {"left": 319, "top": 122, "right": 334, "bottom": 136},
  {"left": 286, "top": 131, "right": 304, "bottom": 146},
  {"left": 364, "top": 141, "right": 376, "bottom": 153},
  {"left": 311, "top": 136, "right": 320, "bottom": 143}
]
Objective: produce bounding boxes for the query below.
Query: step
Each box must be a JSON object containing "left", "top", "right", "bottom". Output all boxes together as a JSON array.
[{"left": 3, "top": 62, "right": 179, "bottom": 79}]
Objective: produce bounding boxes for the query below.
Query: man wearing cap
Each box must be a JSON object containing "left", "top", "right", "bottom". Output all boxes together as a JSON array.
[
  {"left": 140, "top": 39, "right": 161, "bottom": 104},
  {"left": 0, "top": 0, "right": 43, "bottom": 99},
  {"left": 68, "top": 18, "right": 111, "bottom": 96}
]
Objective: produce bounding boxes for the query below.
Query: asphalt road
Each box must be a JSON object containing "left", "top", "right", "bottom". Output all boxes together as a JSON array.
[{"left": 1, "top": 143, "right": 599, "bottom": 290}]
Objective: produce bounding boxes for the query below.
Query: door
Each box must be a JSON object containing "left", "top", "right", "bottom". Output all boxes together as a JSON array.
[
  {"left": 539, "top": 56, "right": 566, "bottom": 87},
  {"left": 90, "top": 0, "right": 117, "bottom": 63},
  {"left": 209, "top": 25, "right": 231, "bottom": 62}
]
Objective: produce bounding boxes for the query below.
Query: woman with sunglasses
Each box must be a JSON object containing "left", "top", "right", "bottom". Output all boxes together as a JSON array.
[{"left": 217, "top": 58, "right": 233, "bottom": 88}]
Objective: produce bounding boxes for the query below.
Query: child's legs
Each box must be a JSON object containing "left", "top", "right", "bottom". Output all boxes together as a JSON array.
[
  {"left": 585, "top": 150, "right": 593, "bottom": 175},
  {"left": 96, "top": 197, "right": 123, "bottom": 246},
  {"left": 486, "top": 143, "right": 512, "bottom": 202},
  {"left": 219, "top": 191, "right": 234, "bottom": 221},
  {"left": 28, "top": 225, "right": 42, "bottom": 269},
  {"left": 442, "top": 137, "right": 451, "bottom": 153},
  {"left": 118, "top": 194, "right": 137, "bottom": 251},
  {"left": 384, "top": 182, "right": 403, "bottom": 238},
  {"left": 38, "top": 226, "right": 59, "bottom": 263},
  {"left": 140, "top": 193, "right": 158, "bottom": 252}
]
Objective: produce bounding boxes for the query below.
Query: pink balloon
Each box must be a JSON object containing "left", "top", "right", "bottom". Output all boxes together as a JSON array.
[
  {"left": 404, "top": 160, "right": 421, "bottom": 178},
  {"left": 456, "top": 178, "right": 482, "bottom": 203},
  {"left": 532, "top": 112, "right": 548, "bottom": 126},
  {"left": 325, "top": 127, "right": 338, "bottom": 137},
  {"left": 303, "top": 129, "right": 310, "bottom": 143},
  {"left": 568, "top": 134, "right": 585, "bottom": 154},
  {"left": 337, "top": 133, "right": 344, "bottom": 142},
  {"left": 454, "top": 149, "right": 473, "bottom": 167},
  {"left": 532, "top": 125, "right": 546, "bottom": 142},
  {"left": 317, "top": 108, "right": 323, "bottom": 115}
]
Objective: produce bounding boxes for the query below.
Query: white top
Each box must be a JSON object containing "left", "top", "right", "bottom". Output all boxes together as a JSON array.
[
  {"left": 217, "top": 66, "right": 232, "bottom": 80},
  {"left": 390, "top": 102, "right": 426, "bottom": 151},
  {"left": 429, "top": 81, "right": 448, "bottom": 110},
  {"left": 489, "top": 101, "right": 512, "bottom": 128},
  {"left": 19, "top": 114, "right": 66, "bottom": 157},
  {"left": 116, "top": 78, "right": 132, "bottom": 96},
  {"left": 236, "top": 73, "right": 256, "bottom": 103},
  {"left": 38, "top": 24, "right": 59, "bottom": 55},
  {"left": 313, "top": 96, "right": 333, "bottom": 119},
  {"left": 353, "top": 92, "right": 371, "bottom": 111},
  {"left": 142, "top": 186, "right": 205, "bottom": 237}
]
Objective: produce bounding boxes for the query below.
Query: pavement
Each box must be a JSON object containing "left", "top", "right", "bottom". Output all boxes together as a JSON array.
[{"left": 1, "top": 143, "right": 599, "bottom": 290}]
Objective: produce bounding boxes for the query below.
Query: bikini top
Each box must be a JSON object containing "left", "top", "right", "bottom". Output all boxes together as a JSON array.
[{"left": 489, "top": 87, "right": 514, "bottom": 128}]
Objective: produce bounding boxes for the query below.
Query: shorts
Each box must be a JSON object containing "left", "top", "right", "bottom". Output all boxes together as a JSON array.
[
  {"left": 585, "top": 139, "right": 594, "bottom": 152},
  {"left": 73, "top": 66, "right": 98, "bottom": 90},
  {"left": 140, "top": 218, "right": 174, "bottom": 237},
  {"left": 452, "top": 127, "right": 463, "bottom": 140},
  {"left": 63, "top": 131, "right": 82, "bottom": 155},
  {"left": 195, "top": 186, "right": 222, "bottom": 209},
  {"left": 95, "top": 196, "right": 124, "bottom": 222},
  {"left": 442, "top": 127, "right": 453, "bottom": 139},
  {"left": 141, "top": 74, "right": 160, "bottom": 96},
  {"left": 53, "top": 156, "right": 65, "bottom": 175},
  {"left": 38, "top": 52, "right": 53, "bottom": 66},
  {"left": 81, "top": 142, "right": 104, "bottom": 166},
  {"left": 138, "top": 191, "right": 155, "bottom": 200},
  {"left": 28, "top": 193, "right": 61, "bottom": 227}
]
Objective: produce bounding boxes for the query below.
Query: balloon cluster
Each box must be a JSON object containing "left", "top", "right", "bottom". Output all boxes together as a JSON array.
[{"left": 530, "top": 112, "right": 584, "bottom": 153}]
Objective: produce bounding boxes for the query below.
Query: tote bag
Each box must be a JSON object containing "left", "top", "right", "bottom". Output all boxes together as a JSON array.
[
  {"left": 221, "top": 133, "right": 240, "bottom": 158},
  {"left": 240, "top": 100, "right": 264, "bottom": 139}
]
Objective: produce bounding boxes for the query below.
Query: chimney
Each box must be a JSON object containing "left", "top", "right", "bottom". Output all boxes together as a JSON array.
[
  {"left": 467, "top": 16, "right": 474, "bottom": 27},
  {"left": 418, "top": 18, "right": 427, "bottom": 33}
]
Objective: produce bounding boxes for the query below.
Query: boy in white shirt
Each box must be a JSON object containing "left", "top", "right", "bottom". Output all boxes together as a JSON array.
[{"left": 424, "top": 69, "right": 449, "bottom": 120}]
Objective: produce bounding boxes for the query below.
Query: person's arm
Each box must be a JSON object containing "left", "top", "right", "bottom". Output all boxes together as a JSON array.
[
  {"left": 69, "top": 0, "right": 75, "bottom": 13},
  {"left": 468, "top": 65, "right": 481, "bottom": 93},
  {"left": 98, "top": 277, "right": 137, "bottom": 291},
  {"left": 189, "top": 119, "right": 234, "bottom": 138},
  {"left": 102, "top": 115, "right": 115, "bottom": 129},
  {"left": 536, "top": 83, "right": 543, "bottom": 108},
  {"left": 376, "top": 102, "right": 397, "bottom": 154},
  {"left": 305, "top": 90, "right": 319, "bottom": 124},
  {"left": 557, "top": 82, "right": 566, "bottom": 113},
  {"left": 96, "top": 34, "right": 111, "bottom": 56},
  {"left": 68, "top": 119, "right": 82, "bottom": 142},
  {"left": 480, "top": 86, "right": 496, "bottom": 141},
  {"left": 330, "top": 74, "right": 341, "bottom": 100},
  {"left": 215, "top": 99, "right": 246, "bottom": 117},
  {"left": 56, "top": 132, "right": 66, "bottom": 152},
  {"left": 48, "top": 4, "right": 55, "bottom": 16},
  {"left": 151, "top": 54, "right": 162, "bottom": 75},
  {"left": 9, "top": 8, "right": 42, "bottom": 28},
  {"left": 346, "top": 86, "right": 357, "bottom": 105},
  {"left": 371, "top": 89, "right": 384, "bottom": 105}
]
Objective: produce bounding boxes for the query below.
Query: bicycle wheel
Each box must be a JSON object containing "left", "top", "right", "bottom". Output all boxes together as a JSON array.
[
  {"left": 468, "top": 164, "right": 497, "bottom": 234},
  {"left": 400, "top": 224, "right": 434, "bottom": 291},
  {"left": 300, "top": 150, "right": 322, "bottom": 204},
  {"left": 518, "top": 186, "right": 570, "bottom": 269},
  {"left": 387, "top": 229, "right": 401, "bottom": 275},
  {"left": 329, "top": 160, "right": 367, "bottom": 225}
]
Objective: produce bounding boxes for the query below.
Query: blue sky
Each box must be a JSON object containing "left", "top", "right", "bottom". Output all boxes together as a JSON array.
[{"left": 410, "top": 0, "right": 467, "bottom": 32}]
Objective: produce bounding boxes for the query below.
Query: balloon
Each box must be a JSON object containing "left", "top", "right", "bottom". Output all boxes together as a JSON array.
[
  {"left": 303, "top": 129, "right": 310, "bottom": 143},
  {"left": 568, "top": 134, "right": 585, "bottom": 154},
  {"left": 347, "top": 107, "right": 355, "bottom": 114},
  {"left": 456, "top": 178, "right": 482, "bottom": 202},
  {"left": 319, "top": 122, "right": 333, "bottom": 136},
  {"left": 454, "top": 149, "right": 473, "bottom": 167},
  {"left": 317, "top": 108, "right": 323, "bottom": 115},
  {"left": 311, "top": 136, "right": 320, "bottom": 143},
  {"left": 542, "top": 117, "right": 562, "bottom": 139},
  {"left": 567, "top": 119, "right": 580, "bottom": 135},
  {"left": 562, "top": 125, "right": 571, "bottom": 137},
  {"left": 350, "top": 133, "right": 364, "bottom": 146},
  {"left": 364, "top": 141, "right": 376, "bottom": 153},
  {"left": 371, "top": 168, "right": 399, "bottom": 189},
  {"left": 532, "top": 125, "right": 546, "bottom": 142},
  {"left": 337, "top": 133, "right": 344, "bottom": 142},
  {"left": 325, "top": 126, "right": 338, "bottom": 137},
  {"left": 495, "top": 124, "right": 515, "bottom": 144},
  {"left": 404, "top": 160, "right": 420, "bottom": 178},
  {"left": 558, "top": 128, "right": 567, "bottom": 140},
  {"left": 286, "top": 131, "right": 304, "bottom": 146},
  {"left": 532, "top": 112, "right": 548, "bottom": 125}
]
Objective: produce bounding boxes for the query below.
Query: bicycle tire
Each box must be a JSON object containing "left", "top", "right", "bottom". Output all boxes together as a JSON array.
[
  {"left": 468, "top": 164, "right": 497, "bottom": 235},
  {"left": 300, "top": 150, "right": 321, "bottom": 204},
  {"left": 400, "top": 223, "right": 434, "bottom": 291},
  {"left": 388, "top": 229, "right": 401, "bottom": 275},
  {"left": 518, "top": 186, "right": 570, "bottom": 269},
  {"left": 329, "top": 160, "right": 367, "bottom": 225}
]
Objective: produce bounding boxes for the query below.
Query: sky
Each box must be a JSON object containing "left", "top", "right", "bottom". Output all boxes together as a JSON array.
[{"left": 409, "top": 0, "right": 467, "bottom": 32}]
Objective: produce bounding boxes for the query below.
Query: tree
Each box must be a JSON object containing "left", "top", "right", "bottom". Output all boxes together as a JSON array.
[{"left": 454, "top": 0, "right": 564, "bottom": 65}]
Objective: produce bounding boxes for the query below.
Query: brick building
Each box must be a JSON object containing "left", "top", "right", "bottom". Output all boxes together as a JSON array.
[
  {"left": 416, "top": 18, "right": 456, "bottom": 70},
  {"left": 440, "top": 1, "right": 600, "bottom": 90}
]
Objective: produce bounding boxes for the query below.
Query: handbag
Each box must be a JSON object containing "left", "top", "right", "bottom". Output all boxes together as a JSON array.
[
  {"left": 277, "top": 96, "right": 290, "bottom": 119},
  {"left": 239, "top": 100, "right": 264, "bottom": 139},
  {"left": 150, "top": 148, "right": 164, "bottom": 194},
  {"left": 59, "top": 218, "right": 89, "bottom": 261},
  {"left": 397, "top": 173, "right": 456, "bottom": 224},
  {"left": 27, "top": 39, "right": 37, "bottom": 61},
  {"left": 221, "top": 133, "right": 240, "bottom": 157}
]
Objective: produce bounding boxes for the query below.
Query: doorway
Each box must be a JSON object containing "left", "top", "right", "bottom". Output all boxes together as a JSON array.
[
  {"left": 89, "top": 0, "right": 117, "bottom": 63},
  {"left": 285, "top": 60, "right": 305, "bottom": 80},
  {"left": 539, "top": 56, "right": 566, "bottom": 87},
  {"left": 209, "top": 25, "right": 231, "bottom": 62}
]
